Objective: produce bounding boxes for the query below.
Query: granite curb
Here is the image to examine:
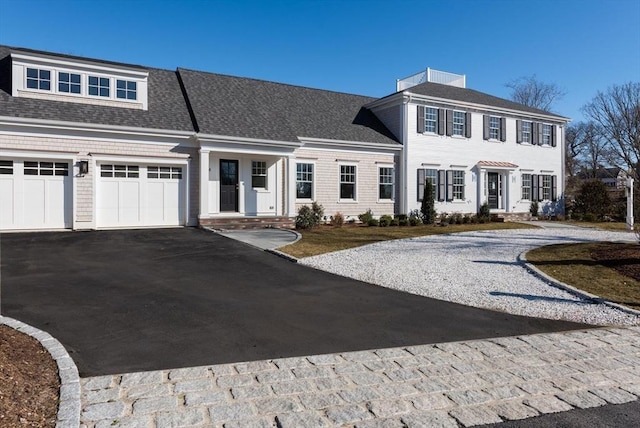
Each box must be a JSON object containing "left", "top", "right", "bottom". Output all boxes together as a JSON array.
[
  {"left": 0, "top": 315, "right": 81, "bottom": 428},
  {"left": 517, "top": 251, "right": 640, "bottom": 317}
]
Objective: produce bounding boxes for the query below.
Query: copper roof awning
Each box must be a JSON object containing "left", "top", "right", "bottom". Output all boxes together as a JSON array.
[{"left": 477, "top": 161, "right": 519, "bottom": 169}]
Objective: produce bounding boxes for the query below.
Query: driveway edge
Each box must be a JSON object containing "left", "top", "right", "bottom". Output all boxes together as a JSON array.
[
  {"left": 517, "top": 251, "right": 640, "bottom": 317},
  {"left": 0, "top": 315, "right": 81, "bottom": 428}
]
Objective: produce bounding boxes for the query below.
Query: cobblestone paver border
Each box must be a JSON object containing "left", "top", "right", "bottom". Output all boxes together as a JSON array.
[
  {"left": 80, "top": 326, "right": 640, "bottom": 427},
  {"left": 0, "top": 315, "right": 81, "bottom": 428}
]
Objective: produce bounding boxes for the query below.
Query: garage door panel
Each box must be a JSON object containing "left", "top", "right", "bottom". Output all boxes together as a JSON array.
[
  {"left": 0, "top": 178, "right": 15, "bottom": 228},
  {"left": 47, "top": 179, "right": 70, "bottom": 227},
  {"left": 23, "top": 179, "right": 46, "bottom": 227},
  {"left": 119, "top": 181, "right": 141, "bottom": 225}
]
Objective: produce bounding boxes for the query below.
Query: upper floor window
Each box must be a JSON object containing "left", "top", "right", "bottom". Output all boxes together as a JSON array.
[
  {"left": 453, "top": 111, "right": 465, "bottom": 136},
  {"left": 251, "top": 161, "right": 267, "bottom": 188},
  {"left": 378, "top": 167, "right": 394, "bottom": 200},
  {"left": 425, "top": 107, "right": 438, "bottom": 133},
  {"left": 296, "top": 163, "right": 313, "bottom": 199},
  {"left": 88, "top": 76, "right": 110, "bottom": 97},
  {"left": 26, "top": 68, "right": 50, "bottom": 90},
  {"left": 542, "top": 124, "right": 552, "bottom": 145},
  {"left": 522, "top": 121, "right": 532, "bottom": 143},
  {"left": 58, "top": 72, "right": 81, "bottom": 94},
  {"left": 339, "top": 164, "right": 356, "bottom": 200},
  {"left": 117, "top": 79, "right": 137, "bottom": 100},
  {"left": 489, "top": 116, "right": 500, "bottom": 140}
]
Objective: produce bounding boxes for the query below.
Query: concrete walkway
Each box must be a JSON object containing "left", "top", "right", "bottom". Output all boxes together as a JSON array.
[
  {"left": 213, "top": 228, "right": 300, "bottom": 250},
  {"left": 79, "top": 326, "right": 640, "bottom": 427}
]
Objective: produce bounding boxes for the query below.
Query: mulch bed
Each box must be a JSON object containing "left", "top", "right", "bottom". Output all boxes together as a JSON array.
[
  {"left": 591, "top": 242, "right": 640, "bottom": 282},
  {"left": 0, "top": 325, "right": 59, "bottom": 427}
]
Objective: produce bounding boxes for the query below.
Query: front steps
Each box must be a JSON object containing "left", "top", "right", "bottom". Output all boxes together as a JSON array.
[{"left": 200, "top": 216, "right": 295, "bottom": 230}]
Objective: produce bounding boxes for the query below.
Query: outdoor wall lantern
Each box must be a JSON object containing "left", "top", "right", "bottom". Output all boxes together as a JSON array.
[{"left": 79, "top": 160, "right": 89, "bottom": 176}]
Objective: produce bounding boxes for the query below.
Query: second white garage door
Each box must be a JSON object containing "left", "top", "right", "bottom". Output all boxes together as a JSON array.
[{"left": 97, "top": 163, "right": 185, "bottom": 228}]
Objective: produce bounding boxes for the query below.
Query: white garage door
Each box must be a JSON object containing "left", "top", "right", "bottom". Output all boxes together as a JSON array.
[
  {"left": 96, "top": 163, "right": 185, "bottom": 228},
  {"left": 0, "top": 159, "right": 72, "bottom": 230}
]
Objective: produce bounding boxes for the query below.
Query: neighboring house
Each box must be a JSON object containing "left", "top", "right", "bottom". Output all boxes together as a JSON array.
[
  {"left": 367, "top": 69, "right": 570, "bottom": 219},
  {"left": 0, "top": 46, "right": 569, "bottom": 232},
  {"left": 576, "top": 167, "right": 628, "bottom": 191}
]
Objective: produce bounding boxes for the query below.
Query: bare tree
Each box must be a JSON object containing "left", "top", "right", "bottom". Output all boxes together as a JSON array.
[
  {"left": 582, "top": 82, "right": 640, "bottom": 179},
  {"left": 565, "top": 122, "right": 609, "bottom": 177},
  {"left": 506, "top": 75, "right": 566, "bottom": 111}
]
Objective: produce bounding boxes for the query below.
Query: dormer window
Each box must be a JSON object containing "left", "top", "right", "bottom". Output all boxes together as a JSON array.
[
  {"left": 26, "top": 68, "right": 50, "bottom": 90},
  {"left": 58, "top": 72, "right": 81, "bottom": 94},
  {"left": 116, "top": 79, "right": 137, "bottom": 100},
  {"left": 88, "top": 76, "right": 110, "bottom": 97}
]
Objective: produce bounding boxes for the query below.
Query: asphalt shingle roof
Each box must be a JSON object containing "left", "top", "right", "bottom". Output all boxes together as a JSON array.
[
  {"left": 401, "top": 81, "right": 568, "bottom": 120},
  {"left": 177, "top": 68, "right": 399, "bottom": 145},
  {"left": 0, "top": 45, "right": 195, "bottom": 132}
]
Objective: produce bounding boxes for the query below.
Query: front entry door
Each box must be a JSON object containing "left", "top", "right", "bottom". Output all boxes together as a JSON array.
[
  {"left": 488, "top": 172, "right": 499, "bottom": 209},
  {"left": 220, "top": 159, "right": 238, "bottom": 212}
]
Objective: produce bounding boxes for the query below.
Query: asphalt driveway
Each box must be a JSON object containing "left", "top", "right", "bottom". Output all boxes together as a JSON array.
[{"left": 0, "top": 228, "right": 587, "bottom": 376}]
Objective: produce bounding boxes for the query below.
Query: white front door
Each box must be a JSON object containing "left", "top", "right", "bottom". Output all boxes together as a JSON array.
[
  {"left": 96, "top": 163, "right": 185, "bottom": 228},
  {"left": 0, "top": 159, "right": 72, "bottom": 230}
]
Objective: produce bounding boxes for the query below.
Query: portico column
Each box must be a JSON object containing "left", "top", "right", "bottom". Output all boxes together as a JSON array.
[
  {"left": 478, "top": 168, "right": 486, "bottom": 211},
  {"left": 199, "top": 149, "right": 210, "bottom": 219},
  {"left": 286, "top": 156, "right": 296, "bottom": 216}
]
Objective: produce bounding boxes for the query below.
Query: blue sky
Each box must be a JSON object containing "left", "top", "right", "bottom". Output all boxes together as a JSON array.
[{"left": 1, "top": 0, "right": 638, "bottom": 122}]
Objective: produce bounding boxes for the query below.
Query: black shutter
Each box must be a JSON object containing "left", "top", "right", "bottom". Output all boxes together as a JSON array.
[
  {"left": 438, "top": 109, "right": 445, "bottom": 135},
  {"left": 538, "top": 123, "right": 544, "bottom": 146},
  {"left": 551, "top": 125, "right": 557, "bottom": 147},
  {"left": 538, "top": 175, "right": 544, "bottom": 201},
  {"left": 417, "top": 169, "right": 425, "bottom": 201},
  {"left": 446, "top": 170, "right": 454, "bottom": 201},
  {"left": 446, "top": 110, "right": 453, "bottom": 136},
  {"left": 483, "top": 115, "right": 489, "bottom": 140},
  {"left": 465, "top": 113, "right": 472, "bottom": 138},
  {"left": 516, "top": 120, "right": 523, "bottom": 143},
  {"left": 532, "top": 122, "right": 539, "bottom": 145},
  {"left": 417, "top": 106, "right": 425, "bottom": 133},
  {"left": 500, "top": 117, "right": 506, "bottom": 142},
  {"left": 438, "top": 170, "right": 446, "bottom": 201},
  {"left": 532, "top": 174, "right": 538, "bottom": 202},
  {"left": 551, "top": 175, "right": 558, "bottom": 201}
]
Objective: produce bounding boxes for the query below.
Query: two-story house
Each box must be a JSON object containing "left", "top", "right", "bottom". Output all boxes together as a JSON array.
[{"left": 0, "top": 46, "right": 568, "bottom": 232}]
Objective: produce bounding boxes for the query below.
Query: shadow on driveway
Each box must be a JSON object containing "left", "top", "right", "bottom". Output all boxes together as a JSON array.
[{"left": 1, "top": 228, "right": 588, "bottom": 376}]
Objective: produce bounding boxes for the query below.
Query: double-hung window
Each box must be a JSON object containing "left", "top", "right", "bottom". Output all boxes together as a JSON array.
[
  {"left": 339, "top": 165, "right": 356, "bottom": 200},
  {"left": 88, "top": 76, "right": 110, "bottom": 97},
  {"left": 296, "top": 163, "right": 313, "bottom": 199},
  {"left": 58, "top": 72, "right": 81, "bottom": 94},
  {"left": 117, "top": 79, "right": 137, "bottom": 100},
  {"left": 251, "top": 161, "right": 267, "bottom": 188},
  {"left": 542, "top": 175, "right": 552, "bottom": 200},
  {"left": 26, "top": 68, "right": 50, "bottom": 90},
  {"left": 418, "top": 168, "right": 438, "bottom": 201},
  {"left": 378, "top": 167, "right": 394, "bottom": 200},
  {"left": 425, "top": 107, "right": 438, "bottom": 133},
  {"left": 522, "top": 121, "right": 532, "bottom": 143},
  {"left": 452, "top": 170, "right": 465, "bottom": 200},
  {"left": 542, "top": 124, "right": 552, "bottom": 145},
  {"left": 453, "top": 111, "right": 465, "bottom": 136},
  {"left": 489, "top": 116, "right": 500, "bottom": 140},
  {"left": 521, "top": 174, "right": 531, "bottom": 200}
]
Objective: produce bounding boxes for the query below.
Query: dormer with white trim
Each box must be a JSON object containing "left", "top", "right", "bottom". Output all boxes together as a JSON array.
[{"left": 11, "top": 51, "right": 149, "bottom": 110}]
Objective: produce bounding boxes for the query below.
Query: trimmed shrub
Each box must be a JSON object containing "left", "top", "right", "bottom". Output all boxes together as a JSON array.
[
  {"left": 478, "top": 202, "right": 491, "bottom": 221},
  {"left": 296, "top": 205, "right": 317, "bottom": 229},
  {"left": 390, "top": 218, "right": 399, "bottom": 226},
  {"left": 379, "top": 214, "right": 393, "bottom": 227},
  {"left": 409, "top": 217, "right": 421, "bottom": 226},
  {"left": 359, "top": 209, "right": 374, "bottom": 225},
  {"left": 331, "top": 212, "right": 344, "bottom": 227},
  {"left": 311, "top": 202, "right": 324, "bottom": 224},
  {"left": 367, "top": 218, "right": 379, "bottom": 227},
  {"left": 398, "top": 219, "right": 409, "bottom": 226},
  {"left": 421, "top": 181, "right": 437, "bottom": 224},
  {"left": 530, "top": 201, "right": 539, "bottom": 217},
  {"left": 462, "top": 214, "right": 471, "bottom": 224}
]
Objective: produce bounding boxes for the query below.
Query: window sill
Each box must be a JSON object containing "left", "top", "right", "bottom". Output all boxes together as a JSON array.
[
  {"left": 296, "top": 198, "right": 314, "bottom": 203},
  {"left": 252, "top": 188, "right": 269, "bottom": 193},
  {"left": 338, "top": 200, "right": 358, "bottom": 204},
  {"left": 377, "top": 199, "right": 394, "bottom": 204}
]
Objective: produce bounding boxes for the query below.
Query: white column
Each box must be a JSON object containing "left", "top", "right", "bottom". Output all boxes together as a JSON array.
[
  {"left": 286, "top": 156, "right": 296, "bottom": 216},
  {"left": 627, "top": 177, "right": 634, "bottom": 231},
  {"left": 478, "top": 168, "right": 486, "bottom": 211},
  {"left": 199, "top": 149, "right": 210, "bottom": 219}
]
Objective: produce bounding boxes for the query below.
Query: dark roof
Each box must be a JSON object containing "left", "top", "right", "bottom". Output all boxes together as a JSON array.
[
  {"left": 399, "top": 81, "right": 568, "bottom": 120},
  {"left": 577, "top": 167, "right": 623, "bottom": 180},
  {"left": 0, "top": 45, "right": 195, "bottom": 132},
  {"left": 177, "top": 68, "right": 399, "bottom": 145}
]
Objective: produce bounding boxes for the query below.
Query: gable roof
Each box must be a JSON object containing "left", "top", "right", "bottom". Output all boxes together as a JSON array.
[
  {"left": 0, "top": 45, "right": 195, "bottom": 132},
  {"left": 177, "top": 68, "right": 399, "bottom": 145},
  {"left": 400, "top": 81, "right": 568, "bottom": 120}
]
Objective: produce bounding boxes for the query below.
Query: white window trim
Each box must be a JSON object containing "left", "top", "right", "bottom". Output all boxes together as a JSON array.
[
  {"left": 424, "top": 106, "right": 438, "bottom": 134},
  {"left": 251, "top": 160, "right": 268, "bottom": 190},
  {"left": 377, "top": 164, "right": 394, "bottom": 203},
  {"left": 295, "top": 161, "right": 315, "bottom": 202},
  {"left": 452, "top": 110, "right": 466, "bottom": 137},
  {"left": 488, "top": 116, "right": 501, "bottom": 141},
  {"left": 338, "top": 162, "right": 358, "bottom": 203},
  {"left": 452, "top": 169, "right": 466, "bottom": 201}
]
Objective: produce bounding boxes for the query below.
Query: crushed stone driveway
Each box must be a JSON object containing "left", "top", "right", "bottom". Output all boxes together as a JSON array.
[
  {"left": 0, "top": 227, "right": 587, "bottom": 377},
  {"left": 300, "top": 225, "right": 640, "bottom": 326}
]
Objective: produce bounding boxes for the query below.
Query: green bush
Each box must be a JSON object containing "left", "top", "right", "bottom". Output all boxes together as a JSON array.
[
  {"left": 295, "top": 202, "right": 324, "bottom": 229},
  {"left": 462, "top": 214, "right": 471, "bottom": 224},
  {"left": 530, "top": 201, "right": 539, "bottom": 217},
  {"left": 478, "top": 202, "right": 491, "bottom": 221},
  {"left": 409, "top": 217, "right": 421, "bottom": 226},
  {"left": 390, "top": 218, "right": 399, "bottom": 226},
  {"left": 421, "top": 181, "right": 437, "bottom": 224},
  {"left": 574, "top": 180, "right": 611, "bottom": 221},
  {"left": 439, "top": 213, "right": 449, "bottom": 226},
  {"left": 398, "top": 219, "right": 409, "bottom": 226},
  {"left": 311, "top": 202, "right": 324, "bottom": 224},
  {"left": 358, "top": 209, "right": 374, "bottom": 225},
  {"left": 331, "top": 212, "right": 344, "bottom": 227},
  {"left": 367, "top": 218, "right": 379, "bottom": 227},
  {"left": 379, "top": 214, "right": 393, "bottom": 227}
]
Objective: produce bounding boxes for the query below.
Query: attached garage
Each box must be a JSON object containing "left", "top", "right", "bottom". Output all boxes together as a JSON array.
[
  {"left": 96, "top": 161, "right": 187, "bottom": 228},
  {"left": 0, "top": 158, "right": 73, "bottom": 230}
]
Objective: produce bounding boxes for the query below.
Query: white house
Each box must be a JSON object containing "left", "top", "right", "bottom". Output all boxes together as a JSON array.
[{"left": 0, "top": 46, "right": 568, "bottom": 232}]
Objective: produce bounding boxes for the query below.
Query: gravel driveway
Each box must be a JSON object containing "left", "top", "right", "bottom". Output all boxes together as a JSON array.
[{"left": 300, "top": 226, "right": 640, "bottom": 326}]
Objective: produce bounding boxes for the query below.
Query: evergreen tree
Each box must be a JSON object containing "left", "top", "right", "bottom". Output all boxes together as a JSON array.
[{"left": 421, "top": 180, "right": 436, "bottom": 224}]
